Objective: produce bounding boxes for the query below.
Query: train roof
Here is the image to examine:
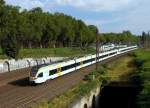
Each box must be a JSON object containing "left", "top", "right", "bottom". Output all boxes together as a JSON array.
[
  {"left": 31, "top": 57, "right": 75, "bottom": 71},
  {"left": 33, "top": 49, "right": 119, "bottom": 71},
  {"left": 32, "top": 63, "right": 54, "bottom": 70}
]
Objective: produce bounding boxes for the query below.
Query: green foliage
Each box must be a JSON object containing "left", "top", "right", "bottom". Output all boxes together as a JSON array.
[
  {"left": 133, "top": 49, "right": 150, "bottom": 108},
  {"left": 76, "top": 67, "right": 108, "bottom": 98},
  {"left": 84, "top": 66, "right": 106, "bottom": 82},
  {"left": 0, "top": 3, "right": 139, "bottom": 50},
  {"left": 0, "top": 4, "right": 98, "bottom": 50},
  {"left": 141, "top": 31, "right": 150, "bottom": 48},
  {"left": 1, "top": 35, "right": 20, "bottom": 59},
  {"left": 77, "top": 80, "right": 98, "bottom": 97},
  {"left": 0, "top": 2, "right": 140, "bottom": 58},
  {"left": 102, "top": 31, "right": 139, "bottom": 45},
  {"left": 0, "top": 4, "right": 21, "bottom": 59},
  {"left": 0, "top": 2, "right": 98, "bottom": 58}
]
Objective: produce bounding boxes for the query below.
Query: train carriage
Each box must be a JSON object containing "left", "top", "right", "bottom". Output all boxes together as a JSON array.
[{"left": 29, "top": 45, "right": 137, "bottom": 84}]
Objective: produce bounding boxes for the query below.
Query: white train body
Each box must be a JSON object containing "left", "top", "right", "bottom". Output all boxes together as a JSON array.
[{"left": 29, "top": 45, "right": 137, "bottom": 84}]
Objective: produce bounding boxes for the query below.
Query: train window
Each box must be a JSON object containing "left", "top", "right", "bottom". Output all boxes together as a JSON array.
[
  {"left": 98, "top": 54, "right": 108, "bottom": 59},
  {"left": 76, "top": 62, "right": 80, "bottom": 67},
  {"left": 49, "top": 71, "right": 52, "bottom": 76},
  {"left": 83, "top": 59, "right": 93, "bottom": 64},
  {"left": 109, "top": 52, "right": 117, "bottom": 56},
  {"left": 49, "top": 69, "right": 57, "bottom": 76},
  {"left": 38, "top": 73, "right": 43, "bottom": 77},
  {"left": 91, "top": 58, "right": 95, "bottom": 61},
  {"left": 62, "top": 63, "right": 76, "bottom": 71}
]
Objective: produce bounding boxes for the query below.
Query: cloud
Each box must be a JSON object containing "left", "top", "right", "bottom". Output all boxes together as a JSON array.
[
  {"left": 5, "top": 0, "right": 44, "bottom": 10},
  {"left": 56, "top": 0, "right": 134, "bottom": 11},
  {"left": 84, "top": 18, "right": 125, "bottom": 33},
  {"left": 85, "top": 18, "right": 123, "bottom": 25},
  {"left": 4, "top": 0, "right": 150, "bottom": 35},
  {"left": 120, "top": 1, "right": 150, "bottom": 34},
  {"left": 84, "top": 0, "right": 150, "bottom": 34},
  {"left": 5, "top": 0, "right": 139, "bottom": 12}
]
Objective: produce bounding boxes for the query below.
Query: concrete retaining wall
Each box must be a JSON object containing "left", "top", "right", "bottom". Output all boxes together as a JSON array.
[
  {"left": 71, "top": 86, "right": 101, "bottom": 108},
  {"left": 0, "top": 57, "right": 66, "bottom": 73}
]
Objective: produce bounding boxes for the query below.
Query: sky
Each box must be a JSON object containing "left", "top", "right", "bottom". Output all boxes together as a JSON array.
[{"left": 5, "top": 0, "right": 150, "bottom": 35}]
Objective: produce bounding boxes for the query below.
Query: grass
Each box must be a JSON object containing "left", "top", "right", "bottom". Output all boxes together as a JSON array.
[
  {"left": 106, "top": 56, "right": 136, "bottom": 81},
  {"left": 0, "top": 47, "right": 95, "bottom": 59},
  {"left": 30, "top": 55, "right": 135, "bottom": 108}
]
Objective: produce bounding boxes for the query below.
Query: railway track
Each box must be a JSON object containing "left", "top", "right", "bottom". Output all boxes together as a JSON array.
[
  {"left": 0, "top": 53, "right": 131, "bottom": 108},
  {"left": 0, "top": 68, "right": 30, "bottom": 87}
]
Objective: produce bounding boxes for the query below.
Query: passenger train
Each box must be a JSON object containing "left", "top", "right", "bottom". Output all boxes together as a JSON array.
[{"left": 29, "top": 45, "right": 137, "bottom": 84}]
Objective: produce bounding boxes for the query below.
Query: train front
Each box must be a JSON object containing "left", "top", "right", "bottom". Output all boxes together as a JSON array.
[{"left": 29, "top": 67, "right": 38, "bottom": 84}]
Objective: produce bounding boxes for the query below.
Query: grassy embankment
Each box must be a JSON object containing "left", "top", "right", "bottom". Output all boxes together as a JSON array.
[
  {"left": 30, "top": 55, "right": 135, "bottom": 108},
  {"left": 0, "top": 48, "right": 95, "bottom": 59},
  {"left": 132, "top": 49, "right": 150, "bottom": 108}
]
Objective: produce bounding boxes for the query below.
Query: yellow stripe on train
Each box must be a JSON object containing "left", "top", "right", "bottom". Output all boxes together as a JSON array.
[{"left": 57, "top": 65, "right": 62, "bottom": 76}]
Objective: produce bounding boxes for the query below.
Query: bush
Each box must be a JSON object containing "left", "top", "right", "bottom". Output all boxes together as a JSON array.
[
  {"left": 134, "top": 58, "right": 144, "bottom": 67},
  {"left": 133, "top": 49, "right": 150, "bottom": 108}
]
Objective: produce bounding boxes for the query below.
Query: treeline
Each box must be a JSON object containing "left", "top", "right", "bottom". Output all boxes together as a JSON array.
[
  {"left": 101, "top": 31, "right": 139, "bottom": 45},
  {"left": 0, "top": 0, "right": 139, "bottom": 58},
  {"left": 0, "top": 0, "right": 97, "bottom": 49},
  {"left": 140, "top": 31, "right": 150, "bottom": 48}
]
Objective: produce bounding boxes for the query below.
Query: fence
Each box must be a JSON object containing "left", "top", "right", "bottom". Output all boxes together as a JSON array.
[{"left": 0, "top": 57, "right": 65, "bottom": 73}]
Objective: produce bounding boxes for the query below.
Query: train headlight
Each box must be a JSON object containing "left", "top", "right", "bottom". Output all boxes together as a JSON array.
[{"left": 30, "top": 77, "right": 37, "bottom": 80}]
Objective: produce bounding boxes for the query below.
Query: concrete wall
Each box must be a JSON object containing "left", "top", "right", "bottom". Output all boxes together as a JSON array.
[
  {"left": 71, "top": 87, "right": 101, "bottom": 108},
  {"left": 0, "top": 57, "right": 66, "bottom": 73}
]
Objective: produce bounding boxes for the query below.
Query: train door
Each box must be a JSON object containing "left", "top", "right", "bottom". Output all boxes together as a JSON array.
[
  {"left": 45, "top": 70, "right": 49, "bottom": 80},
  {"left": 57, "top": 66, "right": 62, "bottom": 77},
  {"left": 80, "top": 58, "right": 83, "bottom": 68}
]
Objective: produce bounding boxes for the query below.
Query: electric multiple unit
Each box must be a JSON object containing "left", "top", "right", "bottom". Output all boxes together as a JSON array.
[{"left": 29, "top": 45, "right": 137, "bottom": 84}]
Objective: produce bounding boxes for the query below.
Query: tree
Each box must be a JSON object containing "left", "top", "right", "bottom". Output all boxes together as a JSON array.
[
  {"left": 41, "top": 14, "right": 58, "bottom": 48},
  {"left": 1, "top": 35, "right": 20, "bottom": 59},
  {"left": 102, "top": 31, "right": 139, "bottom": 45},
  {"left": 141, "top": 31, "right": 150, "bottom": 48},
  {"left": 0, "top": 5, "right": 21, "bottom": 58},
  {"left": 0, "top": 0, "right": 6, "bottom": 44},
  {"left": 88, "top": 25, "right": 97, "bottom": 35},
  {"left": 0, "top": 0, "right": 5, "bottom": 5},
  {"left": 0, "top": 2, "right": 99, "bottom": 49},
  {"left": 30, "top": 7, "right": 43, "bottom": 13}
]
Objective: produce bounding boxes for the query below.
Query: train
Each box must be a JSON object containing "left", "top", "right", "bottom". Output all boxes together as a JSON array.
[
  {"left": 100, "top": 44, "right": 115, "bottom": 51},
  {"left": 29, "top": 45, "right": 137, "bottom": 84}
]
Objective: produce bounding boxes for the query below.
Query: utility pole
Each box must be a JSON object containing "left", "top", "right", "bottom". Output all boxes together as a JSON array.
[{"left": 96, "top": 28, "right": 99, "bottom": 70}]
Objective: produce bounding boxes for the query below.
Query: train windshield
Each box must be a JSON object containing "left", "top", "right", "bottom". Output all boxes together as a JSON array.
[{"left": 31, "top": 67, "right": 38, "bottom": 77}]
